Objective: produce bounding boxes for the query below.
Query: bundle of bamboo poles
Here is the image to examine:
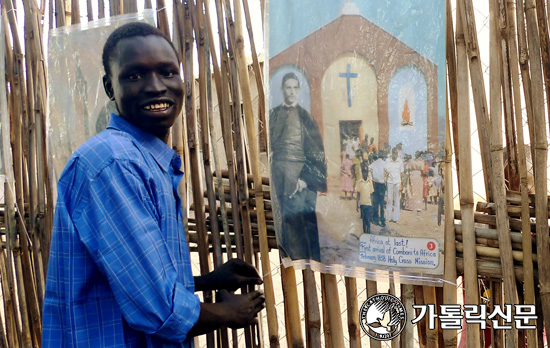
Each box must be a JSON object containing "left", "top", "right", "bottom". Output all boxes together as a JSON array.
[{"left": 2, "top": 0, "right": 550, "bottom": 347}]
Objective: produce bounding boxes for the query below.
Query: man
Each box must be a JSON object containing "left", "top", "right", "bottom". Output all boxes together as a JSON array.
[
  {"left": 385, "top": 147, "right": 404, "bottom": 223},
  {"left": 43, "top": 23, "right": 264, "bottom": 347},
  {"left": 369, "top": 150, "right": 387, "bottom": 227},
  {"left": 269, "top": 72, "right": 327, "bottom": 262}
]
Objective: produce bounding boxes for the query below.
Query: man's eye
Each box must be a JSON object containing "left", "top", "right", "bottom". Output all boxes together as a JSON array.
[
  {"left": 128, "top": 74, "right": 142, "bottom": 80},
  {"left": 163, "top": 71, "right": 176, "bottom": 78}
]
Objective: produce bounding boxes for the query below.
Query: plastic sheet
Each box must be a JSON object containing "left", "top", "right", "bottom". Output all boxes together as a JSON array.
[
  {"left": 47, "top": 10, "right": 156, "bottom": 198},
  {"left": 267, "top": 0, "right": 446, "bottom": 285}
]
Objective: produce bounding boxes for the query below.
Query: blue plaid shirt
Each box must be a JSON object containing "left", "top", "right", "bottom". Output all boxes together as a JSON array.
[{"left": 43, "top": 115, "right": 200, "bottom": 347}]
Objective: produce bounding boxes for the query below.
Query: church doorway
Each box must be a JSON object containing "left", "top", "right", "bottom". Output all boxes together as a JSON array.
[
  {"left": 321, "top": 54, "right": 377, "bottom": 177},
  {"left": 340, "top": 120, "right": 362, "bottom": 160}
]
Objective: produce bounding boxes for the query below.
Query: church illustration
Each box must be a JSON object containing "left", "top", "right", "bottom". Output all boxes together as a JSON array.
[{"left": 269, "top": 2, "right": 439, "bottom": 177}]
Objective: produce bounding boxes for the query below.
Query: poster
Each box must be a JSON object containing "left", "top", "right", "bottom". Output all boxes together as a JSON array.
[
  {"left": 47, "top": 11, "right": 156, "bottom": 194},
  {"left": 268, "top": 0, "right": 446, "bottom": 284}
]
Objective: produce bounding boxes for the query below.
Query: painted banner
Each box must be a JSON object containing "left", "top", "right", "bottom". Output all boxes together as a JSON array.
[{"left": 268, "top": 0, "right": 446, "bottom": 285}]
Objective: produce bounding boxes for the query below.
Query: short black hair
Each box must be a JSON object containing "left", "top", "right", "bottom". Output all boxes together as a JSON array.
[
  {"left": 102, "top": 22, "right": 179, "bottom": 77},
  {"left": 281, "top": 72, "right": 300, "bottom": 88}
]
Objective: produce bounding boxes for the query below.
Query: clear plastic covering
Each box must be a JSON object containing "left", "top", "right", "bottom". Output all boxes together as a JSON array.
[
  {"left": 46, "top": 10, "right": 156, "bottom": 199},
  {"left": 267, "top": 1, "right": 446, "bottom": 285}
]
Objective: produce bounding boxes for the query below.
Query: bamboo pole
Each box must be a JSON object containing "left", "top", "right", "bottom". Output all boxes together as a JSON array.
[
  {"left": 321, "top": 276, "right": 332, "bottom": 348},
  {"left": 322, "top": 274, "right": 344, "bottom": 348},
  {"left": 241, "top": 0, "right": 267, "bottom": 152},
  {"left": 302, "top": 268, "right": 321, "bottom": 348},
  {"left": 202, "top": 0, "right": 232, "bottom": 260},
  {"left": 400, "top": 284, "right": 414, "bottom": 348},
  {"left": 455, "top": 242, "right": 537, "bottom": 263},
  {"left": 455, "top": 3, "right": 481, "bottom": 347},
  {"left": 457, "top": 0, "right": 493, "bottom": 201},
  {"left": 506, "top": 0, "right": 537, "bottom": 344},
  {"left": 344, "top": 277, "right": 360, "bottom": 348},
  {"left": 413, "top": 285, "right": 427, "bottom": 348},
  {"left": 443, "top": 69, "right": 457, "bottom": 348},
  {"left": 70, "top": 0, "right": 80, "bottom": 24},
  {"left": 422, "top": 287, "right": 438, "bottom": 348},
  {"left": 282, "top": 266, "right": 303, "bottom": 347},
  {"left": 211, "top": 0, "right": 244, "bottom": 260},
  {"left": 366, "top": 280, "right": 381, "bottom": 348},
  {"left": 524, "top": 0, "right": 550, "bottom": 339},
  {"left": 229, "top": 0, "right": 279, "bottom": 345},
  {"left": 533, "top": 0, "right": 550, "bottom": 132},
  {"left": 445, "top": 0, "right": 460, "bottom": 182},
  {"left": 224, "top": 7, "right": 255, "bottom": 345},
  {"left": 86, "top": 0, "right": 93, "bottom": 21},
  {"left": 489, "top": 0, "right": 518, "bottom": 345}
]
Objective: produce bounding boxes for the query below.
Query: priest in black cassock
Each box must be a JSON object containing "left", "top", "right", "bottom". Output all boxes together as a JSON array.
[{"left": 269, "top": 72, "right": 327, "bottom": 262}]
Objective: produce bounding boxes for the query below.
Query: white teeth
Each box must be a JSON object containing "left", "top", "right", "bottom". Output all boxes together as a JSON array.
[{"left": 144, "top": 103, "right": 169, "bottom": 111}]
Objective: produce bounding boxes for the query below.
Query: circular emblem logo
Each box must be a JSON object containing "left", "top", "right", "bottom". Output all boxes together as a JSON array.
[{"left": 359, "top": 294, "right": 407, "bottom": 341}]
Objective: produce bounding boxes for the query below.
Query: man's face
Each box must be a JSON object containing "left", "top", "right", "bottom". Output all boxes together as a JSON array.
[
  {"left": 282, "top": 78, "right": 300, "bottom": 105},
  {"left": 103, "top": 35, "right": 183, "bottom": 141}
]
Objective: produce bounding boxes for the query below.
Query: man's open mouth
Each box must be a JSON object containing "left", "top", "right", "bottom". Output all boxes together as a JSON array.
[{"left": 143, "top": 102, "right": 171, "bottom": 111}]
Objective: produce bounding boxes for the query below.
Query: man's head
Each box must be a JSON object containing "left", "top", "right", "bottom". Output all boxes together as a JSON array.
[
  {"left": 281, "top": 72, "right": 300, "bottom": 105},
  {"left": 391, "top": 147, "right": 398, "bottom": 161},
  {"left": 102, "top": 22, "right": 183, "bottom": 142}
]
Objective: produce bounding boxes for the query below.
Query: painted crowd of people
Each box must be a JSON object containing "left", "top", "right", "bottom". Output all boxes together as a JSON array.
[{"left": 340, "top": 135, "right": 444, "bottom": 234}]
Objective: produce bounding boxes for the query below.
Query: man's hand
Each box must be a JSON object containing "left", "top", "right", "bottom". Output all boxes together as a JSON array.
[
  {"left": 216, "top": 290, "right": 265, "bottom": 329},
  {"left": 189, "top": 289, "right": 266, "bottom": 336},
  {"left": 195, "top": 259, "right": 262, "bottom": 292},
  {"left": 296, "top": 179, "right": 307, "bottom": 192}
]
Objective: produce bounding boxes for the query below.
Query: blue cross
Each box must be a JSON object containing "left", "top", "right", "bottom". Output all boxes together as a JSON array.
[{"left": 339, "top": 64, "right": 358, "bottom": 107}]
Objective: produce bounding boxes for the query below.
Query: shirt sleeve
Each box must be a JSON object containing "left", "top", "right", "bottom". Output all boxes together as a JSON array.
[{"left": 71, "top": 159, "right": 200, "bottom": 342}]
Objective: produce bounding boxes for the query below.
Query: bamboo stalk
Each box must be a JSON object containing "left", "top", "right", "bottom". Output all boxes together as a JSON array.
[
  {"left": 98, "top": 0, "right": 105, "bottom": 18},
  {"left": 321, "top": 276, "right": 332, "bottom": 348},
  {"left": 524, "top": 0, "right": 550, "bottom": 338},
  {"left": 413, "top": 285, "right": 427, "bottom": 348},
  {"left": 202, "top": 0, "right": 232, "bottom": 261},
  {"left": 344, "top": 277, "right": 360, "bottom": 348},
  {"left": 457, "top": 0, "right": 493, "bottom": 201},
  {"left": 455, "top": 3, "right": 481, "bottom": 347},
  {"left": 70, "top": 0, "right": 80, "bottom": 24},
  {"left": 533, "top": 0, "right": 550, "bottom": 133},
  {"left": 282, "top": 266, "right": 303, "bottom": 347},
  {"left": 489, "top": 0, "right": 518, "bottom": 345},
  {"left": 492, "top": 281, "right": 503, "bottom": 348},
  {"left": 445, "top": 0, "right": 460, "bottom": 183},
  {"left": 455, "top": 241, "right": 537, "bottom": 263},
  {"left": 322, "top": 274, "right": 344, "bottom": 348},
  {"left": 506, "top": 0, "right": 537, "bottom": 344},
  {"left": 86, "top": 0, "right": 93, "bottom": 21},
  {"left": 443, "top": 62, "right": 457, "bottom": 348},
  {"left": 423, "top": 287, "right": 438, "bottom": 348},
  {"left": 302, "top": 268, "right": 320, "bottom": 348},
  {"left": 400, "top": 284, "right": 414, "bottom": 348},
  {"left": 210, "top": 0, "right": 244, "bottom": 259},
  {"left": 365, "top": 280, "right": 381, "bottom": 348},
  {"left": 241, "top": 0, "right": 267, "bottom": 153},
  {"left": 229, "top": 0, "right": 279, "bottom": 345}
]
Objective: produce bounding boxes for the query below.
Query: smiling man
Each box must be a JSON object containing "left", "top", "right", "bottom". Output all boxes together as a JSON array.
[{"left": 43, "top": 22, "right": 264, "bottom": 347}]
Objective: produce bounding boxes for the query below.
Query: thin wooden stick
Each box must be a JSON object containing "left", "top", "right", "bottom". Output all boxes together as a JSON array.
[
  {"left": 445, "top": 0, "right": 460, "bottom": 184},
  {"left": 489, "top": 0, "right": 518, "bottom": 345},
  {"left": 86, "top": 0, "right": 93, "bottom": 21},
  {"left": 507, "top": 0, "right": 537, "bottom": 346},
  {"left": 423, "top": 287, "right": 438, "bottom": 348},
  {"left": 322, "top": 274, "right": 344, "bottom": 348},
  {"left": 71, "top": 0, "right": 80, "bottom": 24},
  {"left": 366, "top": 280, "right": 381, "bottom": 348},
  {"left": 457, "top": 0, "right": 493, "bottom": 201},
  {"left": 282, "top": 266, "right": 303, "bottom": 347},
  {"left": 443, "top": 67, "right": 457, "bottom": 348},
  {"left": 525, "top": 0, "right": 550, "bottom": 339},
  {"left": 303, "top": 268, "right": 320, "bottom": 348},
  {"left": 230, "top": 0, "right": 279, "bottom": 345},
  {"left": 344, "top": 277, "right": 360, "bottom": 348},
  {"left": 455, "top": 3, "right": 481, "bottom": 347},
  {"left": 400, "top": 284, "right": 414, "bottom": 348},
  {"left": 413, "top": 285, "right": 427, "bottom": 348}
]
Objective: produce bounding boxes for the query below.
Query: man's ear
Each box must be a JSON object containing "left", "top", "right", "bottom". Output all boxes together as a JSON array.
[{"left": 103, "top": 74, "right": 115, "bottom": 101}]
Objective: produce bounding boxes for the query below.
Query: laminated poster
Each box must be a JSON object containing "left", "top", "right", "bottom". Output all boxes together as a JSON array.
[{"left": 268, "top": 0, "right": 446, "bottom": 285}]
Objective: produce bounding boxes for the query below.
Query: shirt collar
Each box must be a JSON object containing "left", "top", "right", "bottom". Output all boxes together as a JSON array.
[
  {"left": 283, "top": 102, "right": 298, "bottom": 108},
  {"left": 107, "top": 114, "right": 181, "bottom": 172}
]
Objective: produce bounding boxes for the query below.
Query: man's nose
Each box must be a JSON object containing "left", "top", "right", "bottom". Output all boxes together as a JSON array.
[{"left": 145, "top": 73, "right": 167, "bottom": 93}]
